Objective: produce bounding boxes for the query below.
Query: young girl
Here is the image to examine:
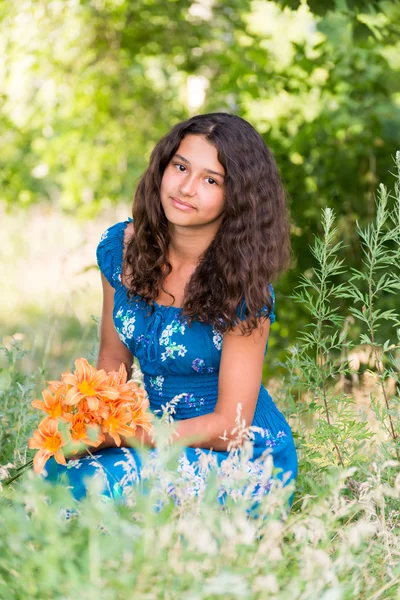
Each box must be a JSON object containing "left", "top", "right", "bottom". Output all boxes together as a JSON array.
[{"left": 45, "top": 112, "right": 298, "bottom": 509}]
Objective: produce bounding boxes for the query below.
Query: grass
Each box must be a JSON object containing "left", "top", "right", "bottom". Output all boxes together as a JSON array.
[
  {"left": 0, "top": 203, "right": 128, "bottom": 375},
  {"left": 1, "top": 158, "right": 400, "bottom": 599}
]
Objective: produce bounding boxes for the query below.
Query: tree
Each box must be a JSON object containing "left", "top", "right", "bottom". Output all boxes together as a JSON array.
[{"left": 1, "top": 0, "right": 399, "bottom": 360}]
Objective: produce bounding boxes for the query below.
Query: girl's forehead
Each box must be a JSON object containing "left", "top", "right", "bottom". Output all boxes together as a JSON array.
[{"left": 175, "top": 135, "right": 225, "bottom": 174}]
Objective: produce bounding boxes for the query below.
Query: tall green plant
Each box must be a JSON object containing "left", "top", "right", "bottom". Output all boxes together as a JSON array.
[
  {"left": 289, "top": 209, "right": 372, "bottom": 479},
  {"left": 340, "top": 152, "right": 400, "bottom": 460},
  {"left": 285, "top": 152, "right": 400, "bottom": 493}
]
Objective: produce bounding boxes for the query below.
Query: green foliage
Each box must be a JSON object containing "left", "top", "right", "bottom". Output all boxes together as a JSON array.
[
  {"left": 1, "top": 155, "right": 400, "bottom": 598},
  {"left": 288, "top": 206, "right": 374, "bottom": 475},
  {"left": 1, "top": 439, "right": 400, "bottom": 600},
  {"left": 0, "top": 439, "right": 399, "bottom": 598},
  {"left": 1, "top": 3, "right": 400, "bottom": 591},
  {"left": 339, "top": 152, "right": 400, "bottom": 458},
  {"left": 1, "top": 0, "right": 400, "bottom": 354},
  {"left": 277, "top": 153, "right": 400, "bottom": 502},
  {"left": 0, "top": 342, "right": 38, "bottom": 467}
]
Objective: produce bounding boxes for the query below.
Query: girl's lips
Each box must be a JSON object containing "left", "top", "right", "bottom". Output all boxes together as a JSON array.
[{"left": 171, "top": 197, "right": 196, "bottom": 211}]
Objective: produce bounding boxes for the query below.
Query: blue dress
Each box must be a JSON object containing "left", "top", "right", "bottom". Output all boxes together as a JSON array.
[{"left": 45, "top": 219, "right": 298, "bottom": 512}]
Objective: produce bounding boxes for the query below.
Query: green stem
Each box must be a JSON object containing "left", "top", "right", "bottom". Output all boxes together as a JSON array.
[
  {"left": 315, "top": 222, "right": 345, "bottom": 468},
  {"left": 367, "top": 221, "right": 398, "bottom": 449},
  {"left": 3, "top": 459, "right": 34, "bottom": 486}
]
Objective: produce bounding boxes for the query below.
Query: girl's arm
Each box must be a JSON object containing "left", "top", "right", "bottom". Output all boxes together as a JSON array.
[
  {"left": 95, "top": 270, "right": 270, "bottom": 453},
  {"left": 97, "top": 274, "right": 152, "bottom": 447},
  {"left": 68, "top": 274, "right": 150, "bottom": 459},
  {"left": 169, "top": 317, "right": 271, "bottom": 451},
  {"left": 96, "top": 273, "right": 134, "bottom": 377}
]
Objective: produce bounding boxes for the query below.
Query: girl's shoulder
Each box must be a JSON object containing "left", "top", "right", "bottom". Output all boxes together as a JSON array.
[
  {"left": 237, "top": 283, "right": 276, "bottom": 325},
  {"left": 96, "top": 218, "right": 133, "bottom": 289}
]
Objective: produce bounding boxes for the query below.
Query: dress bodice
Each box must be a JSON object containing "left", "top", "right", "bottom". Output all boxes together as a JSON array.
[{"left": 96, "top": 219, "right": 277, "bottom": 421}]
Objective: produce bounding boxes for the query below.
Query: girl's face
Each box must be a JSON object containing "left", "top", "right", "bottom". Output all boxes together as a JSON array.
[{"left": 160, "top": 134, "right": 225, "bottom": 227}]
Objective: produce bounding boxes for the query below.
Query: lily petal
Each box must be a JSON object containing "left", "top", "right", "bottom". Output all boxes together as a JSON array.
[
  {"left": 65, "top": 388, "right": 83, "bottom": 406},
  {"left": 33, "top": 450, "right": 51, "bottom": 474},
  {"left": 54, "top": 450, "right": 66, "bottom": 466}
]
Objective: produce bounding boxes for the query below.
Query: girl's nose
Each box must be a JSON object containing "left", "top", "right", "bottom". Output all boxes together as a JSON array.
[{"left": 179, "top": 174, "right": 197, "bottom": 196}]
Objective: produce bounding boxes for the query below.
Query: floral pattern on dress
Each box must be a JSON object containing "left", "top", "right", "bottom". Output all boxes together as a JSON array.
[
  {"left": 112, "top": 265, "right": 123, "bottom": 287},
  {"left": 66, "top": 460, "right": 83, "bottom": 470},
  {"left": 183, "top": 393, "right": 205, "bottom": 412},
  {"left": 192, "top": 358, "right": 206, "bottom": 373},
  {"left": 115, "top": 308, "right": 136, "bottom": 345},
  {"left": 149, "top": 375, "right": 164, "bottom": 396},
  {"left": 161, "top": 344, "right": 187, "bottom": 362},
  {"left": 100, "top": 229, "right": 109, "bottom": 242},
  {"left": 212, "top": 327, "right": 222, "bottom": 351},
  {"left": 191, "top": 358, "right": 217, "bottom": 374},
  {"left": 263, "top": 428, "right": 287, "bottom": 448},
  {"left": 159, "top": 319, "right": 186, "bottom": 344},
  {"left": 159, "top": 319, "right": 187, "bottom": 362}
]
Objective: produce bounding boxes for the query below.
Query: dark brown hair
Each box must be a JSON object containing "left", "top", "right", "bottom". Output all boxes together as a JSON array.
[{"left": 124, "top": 112, "right": 291, "bottom": 334}]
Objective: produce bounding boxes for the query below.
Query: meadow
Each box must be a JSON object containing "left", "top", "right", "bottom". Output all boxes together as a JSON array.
[
  {"left": 0, "top": 158, "right": 399, "bottom": 599},
  {"left": 1, "top": 0, "right": 400, "bottom": 596}
]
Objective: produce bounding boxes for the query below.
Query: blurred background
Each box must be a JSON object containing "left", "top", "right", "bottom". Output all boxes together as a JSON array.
[{"left": 1, "top": 0, "right": 399, "bottom": 380}]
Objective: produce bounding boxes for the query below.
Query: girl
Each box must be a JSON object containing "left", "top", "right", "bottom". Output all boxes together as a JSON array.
[{"left": 45, "top": 112, "right": 298, "bottom": 510}]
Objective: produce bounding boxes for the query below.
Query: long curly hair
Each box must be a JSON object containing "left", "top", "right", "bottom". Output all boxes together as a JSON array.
[{"left": 124, "top": 112, "right": 291, "bottom": 334}]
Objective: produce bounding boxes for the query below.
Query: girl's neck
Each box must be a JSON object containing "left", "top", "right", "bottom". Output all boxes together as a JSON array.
[{"left": 167, "top": 222, "right": 220, "bottom": 269}]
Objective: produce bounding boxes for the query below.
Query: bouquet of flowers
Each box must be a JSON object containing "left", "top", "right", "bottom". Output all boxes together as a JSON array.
[{"left": 27, "top": 358, "right": 153, "bottom": 474}]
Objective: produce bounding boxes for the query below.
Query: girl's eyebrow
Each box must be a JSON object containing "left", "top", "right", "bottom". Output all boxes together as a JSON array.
[{"left": 173, "top": 153, "right": 225, "bottom": 179}]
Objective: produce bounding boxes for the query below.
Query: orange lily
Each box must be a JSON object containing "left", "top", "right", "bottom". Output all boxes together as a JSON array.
[
  {"left": 29, "top": 359, "right": 155, "bottom": 470},
  {"left": 46, "top": 381, "right": 69, "bottom": 394},
  {"left": 62, "top": 358, "right": 118, "bottom": 411},
  {"left": 109, "top": 379, "right": 145, "bottom": 408},
  {"left": 101, "top": 403, "right": 137, "bottom": 447},
  {"left": 128, "top": 397, "right": 154, "bottom": 434},
  {"left": 69, "top": 396, "right": 109, "bottom": 423},
  {"left": 68, "top": 413, "right": 103, "bottom": 448},
  {"left": 104, "top": 364, "right": 139, "bottom": 407},
  {"left": 28, "top": 418, "right": 66, "bottom": 474},
  {"left": 31, "top": 388, "right": 66, "bottom": 421},
  {"left": 106, "top": 363, "right": 128, "bottom": 387}
]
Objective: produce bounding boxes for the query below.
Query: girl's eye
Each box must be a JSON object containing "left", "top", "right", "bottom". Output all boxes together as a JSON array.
[{"left": 173, "top": 163, "right": 218, "bottom": 186}]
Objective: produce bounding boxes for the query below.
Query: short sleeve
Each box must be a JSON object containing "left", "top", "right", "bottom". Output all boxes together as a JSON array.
[
  {"left": 96, "top": 219, "right": 131, "bottom": 289},
  {"left": 236, "top": 283, "right": 276, "bottom": 324},
  {"left": 261, "top": 283, "right": 276, "bottom": 325}
]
